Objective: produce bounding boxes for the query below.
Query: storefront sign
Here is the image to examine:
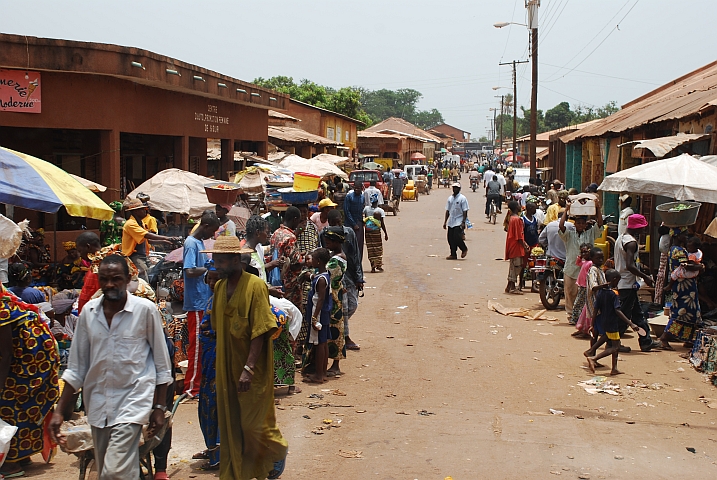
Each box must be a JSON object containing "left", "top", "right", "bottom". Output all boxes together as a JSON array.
[
  {"left": 195, "top": 104, "right": 229, "bottom": 133},
  {"left": 0, "top": 70, "right": 41, "bottom": 113}
]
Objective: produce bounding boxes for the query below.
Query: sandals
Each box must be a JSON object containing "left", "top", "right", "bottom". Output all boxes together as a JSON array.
[
  {"left": 654, "top": 341, "right": 675, "bottom": 351},
  {"left": 154, "top": 472, "right": 170, "bottom": 480},
  {"left": 346, "top": 343, "right": 361, "bottom": 351},
  {"left": 199, "top": 461, "right": 220, "bottom": 471},
  {"left": 192, "top": 450, "right": 209, "bottom": 460},
  {"left": 268, "top": 458, "right": 286, "bottom": 479}
]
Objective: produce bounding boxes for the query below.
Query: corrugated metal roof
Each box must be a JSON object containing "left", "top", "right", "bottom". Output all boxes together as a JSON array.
[
  {"left": 268, "top": 110, "right": 300, "bottom": 122},
  {"left": 558, "top": 119, "right": 615, "bottom": 144},
  {"left": 365, "top": 117, "right": 443, "bottom": 143},
  {"left": 268, "top": 126, "right": 341, "bottom": 145},
  {"left": 357, "top": 131, "right": 404, "bottom": 139},
  {"left": 571, "top": 60, "right": 717, "bottom": 140},
  {"left": 617, "top": 133, "right": 710, "bottom": 158}
]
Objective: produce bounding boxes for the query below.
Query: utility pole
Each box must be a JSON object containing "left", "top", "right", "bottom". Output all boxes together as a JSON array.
[
  {"left": 527, "top": 0, "right": 540, "bottom": 180},
  {"left": 499, "top": 95, "right": 504, "bottom": 150},
  {"left": 499, "top": 59, "right": 528, "bottom": 164},
  {"left": 492, "top": 109, "right": 497, "bottom": 148}
]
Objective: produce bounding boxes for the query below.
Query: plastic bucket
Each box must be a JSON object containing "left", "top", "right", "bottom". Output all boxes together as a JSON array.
[{"left": 293, "top": 172, "right": 321, "bottom": 192}]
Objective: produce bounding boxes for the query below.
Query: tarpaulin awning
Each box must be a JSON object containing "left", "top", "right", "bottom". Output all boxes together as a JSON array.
[
  {"left": 617, "top": 133, "right": 710, "bottom": 158},
  {"left": 598, "top": 153, "right": 717, "bottom": 203},
  {"left": 0, "top": 146, "right": 114, "bottom": 220},
  {"left": 311, "top": 153, "right": 351, "bottom": 166},
  {"left": 69, "top": 174, "right": 107, "bottom": 193},
  {"left": 128, "top": 168, "right": 216, "bottom": 218},
  {"left": 279, "top": 155, "right": 348, "bottom": 179}
]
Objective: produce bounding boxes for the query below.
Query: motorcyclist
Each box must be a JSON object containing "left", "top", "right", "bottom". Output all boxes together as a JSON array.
[{"left": 469, "top": 168, "right": 480, "bottom": 191}]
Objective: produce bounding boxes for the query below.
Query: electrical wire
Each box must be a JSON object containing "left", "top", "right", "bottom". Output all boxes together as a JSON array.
[
  {"left": 543, "top": 0, "right": 639, "bottom": 83},
  {"left": 539, "top": 0, "right": 570, "bottom": 45},
  {"left": 539, "top": 62, "right": 659, "bottom": 85},
  {"left": 499, "top": 0, "right": 521, "bottom": 62}
]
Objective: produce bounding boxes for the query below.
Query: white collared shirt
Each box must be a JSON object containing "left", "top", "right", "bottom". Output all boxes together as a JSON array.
[
  {"left": 445, "top": 193, "right": 470, "bottom": 228},
  {"left": 62, "top": 294, "right": 172, "bottom": 428}
]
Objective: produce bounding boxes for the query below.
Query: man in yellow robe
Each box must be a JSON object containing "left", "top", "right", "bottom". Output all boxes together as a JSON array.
[{"left": 204, "top": 236, "right": 288, "bottom": 480}]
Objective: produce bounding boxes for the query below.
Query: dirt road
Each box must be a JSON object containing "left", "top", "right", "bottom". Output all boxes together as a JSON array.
[{"left": 32, "top": 186, "right": 716, "bottom": 479}]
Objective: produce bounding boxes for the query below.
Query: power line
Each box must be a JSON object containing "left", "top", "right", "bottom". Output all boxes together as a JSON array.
[
  {"left": 540, "top": 62, "right": 659, "bottom": 85},
  {"left": 543, "top": 0, "right": 639, "bottom": 83},
  {"left": 540, "top": 0, "right": 571, "bottom": 45},
  {"left": 499, "top": 0, "right": 522, "bottom": 62}
]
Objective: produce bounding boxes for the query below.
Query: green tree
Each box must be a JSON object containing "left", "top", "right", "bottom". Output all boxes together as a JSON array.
[
  {"left": 544, "top": 102, "right": 574, "bottom": 131},
  {"left": 478, "top": 135, "right": 489, "bottom": 143},
  {"left": 412, "top": 109, "right": 444, "bottom": 130}
]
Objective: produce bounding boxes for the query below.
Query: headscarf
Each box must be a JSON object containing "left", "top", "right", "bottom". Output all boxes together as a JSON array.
[
  {"left": 109, "top": 201, "right": 124, "bottom": 213},
  {"left": 370, "top": 192, "right": 379, "bottom": 204},
  {"left": 52, "top": 290, "right": 79, "bottom": 314},
  {"left": 669, "top": 226, "right": 689, "bottom": 237},
  {"left": 63, "top": 241, "right": 76, "bottom": 251},
  {"left": 324, "top": 226, "right": 346, "bottom": 243}
]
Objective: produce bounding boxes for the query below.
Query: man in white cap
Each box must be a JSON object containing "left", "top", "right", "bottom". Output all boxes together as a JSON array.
[
  {"left": 617, "top": 194, "right": 634, "bottom": 236},
  {"left": 443, "top": 182, "right": 469, "bottom": 260}
]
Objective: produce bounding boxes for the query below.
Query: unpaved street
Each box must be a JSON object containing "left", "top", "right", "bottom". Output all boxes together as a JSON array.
[{"left": 32, "top": 188, "right": 716, "bottom": 479}]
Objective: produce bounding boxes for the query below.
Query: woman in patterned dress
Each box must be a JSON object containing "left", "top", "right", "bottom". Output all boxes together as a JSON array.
[
  {"left": 0, "top": 286, "right": 60, "bottom": 478},
  {"left": 197, "top": 262, "right": 221, "bottom": 470},
  {"left": 322, "top": 227, "right": 347, "bottom": 376},
  {"left": 657, "top": 233, "right": 704, "bottom": 350}
]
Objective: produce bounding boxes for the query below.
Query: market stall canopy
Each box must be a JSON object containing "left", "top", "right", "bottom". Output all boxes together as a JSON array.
[
  {"left": 128, "top": 168, "right": 216, "bottom": 218},
  {"left": 699, "top": 155, "right": 717, "bottom": 167},
  {"left": 69, "top": 174, "right": 107, "bottom": 193},
  {"left": 598, "top": 153, "right": 717, "bottom": 203},
  {"left": 410, "top": 152, "right": 427, "bottom": 161},
  {"left": 0, "top": 146, "right": 114, "bottom": 220},
  {"left": 311, "top": 153, "right": 351, "bottom": 167},
  {"left": 617, "top": 133, "right": 710, "bottom": 158},
  {"left": 279, "top": 154, "right": 348, "bottom": 180}
]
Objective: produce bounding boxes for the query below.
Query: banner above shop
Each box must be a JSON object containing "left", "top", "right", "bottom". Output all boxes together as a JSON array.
[{"left": 0, "top": 70, "right": 41, "bottom": 113}]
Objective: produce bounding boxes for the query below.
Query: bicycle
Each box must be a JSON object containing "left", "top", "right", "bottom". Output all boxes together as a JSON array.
[{"left": 489, "top": 198, "right": 497, "bottom": 224}]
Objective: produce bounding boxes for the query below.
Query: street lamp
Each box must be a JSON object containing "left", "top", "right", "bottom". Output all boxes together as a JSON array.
[
  {"left": 494, "top": 0, "right": 540, "bottom": 180},
  {"left": 493, "top": 21, "right": 527, "bottom": 28}
]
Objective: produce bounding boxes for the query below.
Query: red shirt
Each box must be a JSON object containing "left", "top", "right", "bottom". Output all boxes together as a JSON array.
[
  {"left": 505, "top": 215, "right": 526, "bottom": 260},
  {"left": 78, "top": 270, "right": 99, "bottom": 313}
]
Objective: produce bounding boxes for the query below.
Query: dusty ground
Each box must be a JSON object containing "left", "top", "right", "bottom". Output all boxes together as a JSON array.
[{"left": 28, "top": 186, "right": 717, "bottom": 479}]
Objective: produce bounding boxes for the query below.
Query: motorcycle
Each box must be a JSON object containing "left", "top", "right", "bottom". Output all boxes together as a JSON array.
[
  {"left": 531, "top": 256, "right": 565, "bottom": 310},
  {"left": 471, "top": 177, "right": 479, "bottom": 192},
  {"left": 148, "top": 256, "right": 184, "bottom": 302}
]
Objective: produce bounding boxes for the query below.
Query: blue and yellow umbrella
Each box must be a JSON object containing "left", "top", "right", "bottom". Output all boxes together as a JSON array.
[{"left": 0, "top": 146, "right": 114, "bottom": 220}]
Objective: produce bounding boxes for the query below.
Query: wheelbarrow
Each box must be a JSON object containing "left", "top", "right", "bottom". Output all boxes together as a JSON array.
[{"left": 62, "top": 393, "right": 187, "bottom": 479}]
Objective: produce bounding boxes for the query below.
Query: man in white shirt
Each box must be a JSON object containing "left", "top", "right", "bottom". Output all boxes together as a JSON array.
[
  {"left": 50, "top": 254, "right": 172, "bottom": 480},
  {"left": 364, "top": 180, "right": 384, "bottom": 208},
  {"left": 443, "top": 182, "right": 470, "bottom": 260},
  {"left": 539, "top": 219, "right": 573, "bottom": 263},
  {"left": 483, "top": 168, "right": 495, "bottom": 188},
  {"left": 617, "top": 194, "right": 634, "bottom": 236},
  {"left": 495, "top": 172, "right": 507, "bottom": 197}
]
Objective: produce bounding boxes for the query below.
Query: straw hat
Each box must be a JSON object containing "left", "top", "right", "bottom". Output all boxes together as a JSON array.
[
  {"left": 201, "top": 235, "right": 255, "bottom": 254},
  {"left": 123, "top": 197, "right": 145, "bottom": 211}
]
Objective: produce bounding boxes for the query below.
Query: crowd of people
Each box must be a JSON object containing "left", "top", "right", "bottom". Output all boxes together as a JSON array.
[
  {"left": 493, "top": 172, "right": 717, "bottom": 376},
  {"left": 0, "top": 174, "right": 396, "bottom": 479}
]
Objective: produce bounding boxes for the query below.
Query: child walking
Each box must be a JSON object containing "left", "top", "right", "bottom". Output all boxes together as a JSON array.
[
  {"left": 570, "top": 243, "right": 593, "bottom": 325},
  {"left": 303, "top": 247, "right": 332, "bottom": 384},
  {"left": 505, "top": 200, "right": 529, "bottom": 295},
  {"left": 583, "top": 269, "right": 641, "bottom": 375}
]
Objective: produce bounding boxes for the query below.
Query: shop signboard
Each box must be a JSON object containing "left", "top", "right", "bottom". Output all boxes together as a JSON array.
[{"left": 0, "top": 70, "right": 41, "bottom": 113}]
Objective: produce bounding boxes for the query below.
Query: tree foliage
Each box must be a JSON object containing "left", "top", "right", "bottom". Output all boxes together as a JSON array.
[
  {"left": 495, "top": 100, "right": 619, "bottom": 142},
  {"left": 253, "top": 76, "right": 445, "bottom": 129}
]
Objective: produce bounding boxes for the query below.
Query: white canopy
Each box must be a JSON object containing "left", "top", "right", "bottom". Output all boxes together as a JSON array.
[
  {"left": 128, "top": 168, "right": 215, "bottom": 218},
  {"left": 279, "top": 154, "right": 348, "bottom": 179},
  {"left": 598, "top": 153, "right": 717, "bottom": 203},
  {"left": 311, "top": 153, "right": 351, "bottom": 167}
]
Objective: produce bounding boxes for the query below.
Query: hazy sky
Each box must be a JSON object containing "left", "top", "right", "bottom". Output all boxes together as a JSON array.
[{"left": 2, "top": 0, "right": 714, "bottom": 138}]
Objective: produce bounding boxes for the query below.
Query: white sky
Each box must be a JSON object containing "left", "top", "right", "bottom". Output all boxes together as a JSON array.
[{"left": 1, "top": 0, "right": 714, "bottom": 139}]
